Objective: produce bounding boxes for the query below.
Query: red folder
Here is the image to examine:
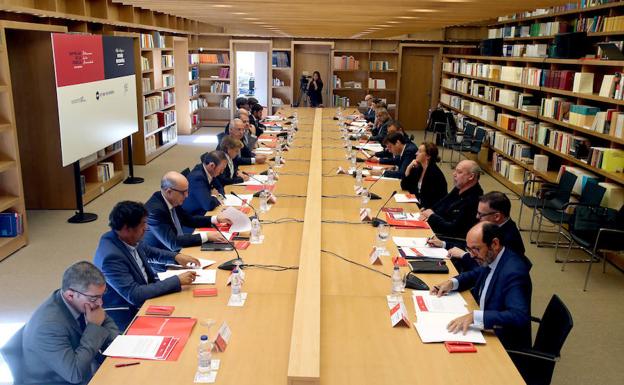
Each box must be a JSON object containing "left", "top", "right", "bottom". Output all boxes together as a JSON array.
[
  {"left": 126, "top": 316, "right": 196, "bottom": 361},
  {"left": 384, "top": 212, "right": 430, "bottom": 228},
  {"left": 245, "top": 184, "right": 276, "bottom": 192},
  {"left": 145, "top": 305, "right": 174, "bottom": 316}
]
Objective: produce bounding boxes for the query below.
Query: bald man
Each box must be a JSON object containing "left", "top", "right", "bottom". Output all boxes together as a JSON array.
[
  {"left": 361, "top": 94, "right": 376, "bottom": 123},
  {"left": 218, "top": 118, "right": 266, "bottom": 165},
  {"left": 143, "top": 172, "right": 231, "bottom": 252},
  {"left": 431, "top": 222, "right": 532, "bottom": 350},
  {"left": 420, "top": 160, "right": 483, "bottom": 239}
]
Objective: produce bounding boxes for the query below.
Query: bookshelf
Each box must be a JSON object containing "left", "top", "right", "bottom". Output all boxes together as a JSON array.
[
  {"left": 271, "top": 38, "right": 293, "bottom": 113},
  {"left": 438, "top": 2, "right": 624, "bottom": 202},
  {"left": 331, "top": 39, "right": 399, "bottom": 116},
  {"left": 194, "top": 47, "right": 232, "bottom": 127},
  {"left": 0, "top": 23, "right": 27, "bottom": 261},
  {"left": 132, "top": 32, "right": 178, "bottom": 164}
]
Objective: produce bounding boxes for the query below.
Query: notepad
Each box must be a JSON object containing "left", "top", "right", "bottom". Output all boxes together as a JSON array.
[
  {"left": 412, "top": 291, "right": 467, "bottom": 314},
  {"left": 414, "top": 312, "right": 486, "bottom": 344},
  {"left": 157, "top": 269, "right": 216, "bottom": 285}
]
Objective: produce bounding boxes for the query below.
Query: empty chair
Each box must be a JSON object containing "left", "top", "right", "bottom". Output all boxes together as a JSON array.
[
  {"left": 531, "top": 171, "right": 578, "bottom": 245},
  {"left": 507, "top": 295, "right": 573, "bottom": 385}
]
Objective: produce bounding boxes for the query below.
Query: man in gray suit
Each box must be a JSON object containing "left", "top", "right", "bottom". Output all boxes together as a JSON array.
[{"left": 22, "top": 261, "right": 119, "bottom": 385}]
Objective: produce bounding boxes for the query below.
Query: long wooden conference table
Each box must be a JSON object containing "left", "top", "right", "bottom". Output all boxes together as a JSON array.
[{"left": 89, "top": 108, "right": 524, "bottom": 385}]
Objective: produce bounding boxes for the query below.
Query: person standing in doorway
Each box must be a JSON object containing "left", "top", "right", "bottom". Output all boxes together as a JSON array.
[{"left": 307, "top": 71, "right": 324, "bottom": 107}]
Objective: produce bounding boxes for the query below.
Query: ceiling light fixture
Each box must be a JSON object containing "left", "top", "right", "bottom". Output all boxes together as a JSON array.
[
  {"left": 396, "top": 16, "right": 418, "bottom": 19},
  {"left": 233, "top": 12, "right": 247, "bottom": 15},
  {"left": 212, "top": 4, "right": 232, "bottom": 8},
  {"left": 244, "top": 17, "right": 259, "bottom": 20},
  {"left": 410, "top": 9, "right": 438, "bottom": 13}
]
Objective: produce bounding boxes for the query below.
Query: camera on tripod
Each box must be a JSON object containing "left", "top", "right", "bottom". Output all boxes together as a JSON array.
[
  {"left": 299, "top": 73, "right": 311, "bottom": 89},
  {"left": 294, "top": 71, "right": 312, "bottom": 107}
]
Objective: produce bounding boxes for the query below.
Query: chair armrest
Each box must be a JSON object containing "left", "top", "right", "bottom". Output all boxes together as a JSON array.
[
  {"left": 506, "top": 348, "right": 559, "bottom": 362},
  {"left": 596, "top": 228, "right": 624, "bottom": 251},
  {"left": 561, "top": 201, "right": 603, "bottom": 210},
  {"left": 530, "top": 316, "right": 542, "bottom": 323}
]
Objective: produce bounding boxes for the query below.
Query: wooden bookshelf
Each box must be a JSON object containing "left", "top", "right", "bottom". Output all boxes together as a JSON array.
[
  {"left": 0, "top": 22, "right": 27, "bottom": 261},
  {"left": 331, "top": 39, "right": 400, "bottom": 116},
  {"left": 271, "top": 39, "right": 293, "bottom": 114}
]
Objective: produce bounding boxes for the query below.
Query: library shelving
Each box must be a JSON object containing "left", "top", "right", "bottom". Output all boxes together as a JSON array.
[
  {"left": 271, "top": 39, "right": 293, "bottom": 113},
  {"left": 331, "top": 39, "right": 400, "bottom": 116},
  {"left": 438, "top": 1, "right": 624, "bottom": 200},
  {"left": 0, "top": 23, "right": 27, "bottom": 261},
  {"left": 131, "top": 32, "right": 178, "bottom": 164}
]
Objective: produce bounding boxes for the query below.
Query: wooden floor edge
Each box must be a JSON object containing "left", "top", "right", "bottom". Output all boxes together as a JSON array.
[{"left": 287, "top": 108, "right": 322, "bottom": 385}]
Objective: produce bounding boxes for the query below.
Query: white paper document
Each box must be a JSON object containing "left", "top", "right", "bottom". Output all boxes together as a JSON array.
[
  {"left": 254, "top": 149, "right": 274, "bottom": 155},
  {"left": 390, "top": 212, "right": 421, "bottom": 221},
  {"left": 103, "top": 335, "right": 177, "bottom": 359},
  {"left": 158, "top": 269, "right": 217, "bottom": 285},
  {"left": 358, "top": 143, "right": 384, "bottom": 152},
  {"left": 220, "top": 207, "right": 252, "bottom": 232},
  {"left": 412, "top": 291, "right": 467, "bottom": 314},
  {"left": 392, "top": 237, "right": 428, "bottom": 248},
  {"left": 414, "top": 312, "right": 486, "bottom": 344},
  {"left": 394, "top": 194, "right": 420, "bottom": 203},
  {"left": 197, "top": 258, "right": 216, "bottom": 269},
  {"left": 222, "top": 194, "right": 253, "bottom": 207},
  {"left": 411, "top": 247, "right": 449, "bottom": 259},
  {"left": 234, "top": 174, "right": 269, "bottom": 186}
]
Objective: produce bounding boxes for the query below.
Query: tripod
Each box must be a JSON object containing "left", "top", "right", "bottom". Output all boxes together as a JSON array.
[{"left": 294, "top": 82, "right": 310, "bottom": 107}]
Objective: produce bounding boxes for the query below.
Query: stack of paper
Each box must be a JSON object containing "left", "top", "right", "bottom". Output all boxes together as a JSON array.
[
  {"left": 399, "top": 247, "right": 448, "bottom": 259},
  {"left": 157, "top": 269, "right": 217, "bottom": 285},
  {"left": 394, "top": 194, "right": 419, "bottom": 203},
  {"left": 220, "top": 207, "right": 252, "bottom": 233},
  {"left": 222, "top": 194, "right": 253, "bottom": 207},
  {"left": 103, "top": 335, "right": 179, "bottom": 360},
  {"left": 392, "top": 236, "right": 428, "bottom": 248},
  {"left": 234, "top": 175, "right": 269, "bottom": 186}
]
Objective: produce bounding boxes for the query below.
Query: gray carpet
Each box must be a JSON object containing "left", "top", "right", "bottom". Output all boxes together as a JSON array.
[{"left": 0, "top": 126, "right": 622, "bottom": 385}]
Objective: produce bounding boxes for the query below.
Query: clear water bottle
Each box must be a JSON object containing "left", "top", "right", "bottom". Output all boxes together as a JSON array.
[
  {"left": 391, "top": 264, "right": 403, "bottom": 296},
  {"left": 274, "top": 147, "right": 282, "bottom": 168},
  {"left": 231, "top": 266, "right": 242, "bottom": 301},
  {"left": 349, "top": 150, "right": 357, "bottom": 172},
  {"left": 197, "top": 335, "right": 212, "bottom": 377},
  {"left": 355, "top": 168, "right": 363, "bottom": 188},
  {"left": 259, "top": 190, "right": 269, "bottom": 213},
  {"left": 360, "top": 188, "right": 370, "bottom": 209},
  {"left": 287, "top": 129, "right": 294, "bottom": 145},
  {"left": 267, "top": 167, "right": 275, "bottom": 185},
  {"left": 250, "top": 217, "right": 262, "bottom": 244}
]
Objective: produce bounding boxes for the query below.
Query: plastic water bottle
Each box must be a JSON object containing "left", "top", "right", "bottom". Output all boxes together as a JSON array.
[
  {"left": 259, "top": 190, "right": 269, "bottom": 213},
  {"left": 231, "top": 266, "right": 242, "bottom": 301},
  {"left": 197, "top": 335, "right": 212, "bottom": 377},
  {"left": 360, "top": 188, "right": 370, "bottom": 208},
  {"left": 355, "top": 168, "right": 363, "bottom": 188},
  {"left": 250, "top": 217, "right": 262, "bottom": 244},
  {"left": 267, "top": 167, "right": 275, "bottom": 185},
  {"left": 349, "top": 150, "right": 357, "bottom": 172},
  {"left": 391, "top": 264, "right": 403, "bottom": 296},
  {"left": 274, "top": 147, "right": 282, "bottom": 168}
]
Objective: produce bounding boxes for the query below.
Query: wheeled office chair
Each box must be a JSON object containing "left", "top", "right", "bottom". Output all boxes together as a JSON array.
[
  {"left": 507, "top": 295, "right": 573, "bottom": 385},
  {"left": 530, "top": 171, "right": 577, "bottom": 245}
]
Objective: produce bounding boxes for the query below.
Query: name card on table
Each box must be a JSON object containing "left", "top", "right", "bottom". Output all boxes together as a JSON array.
[
  {"left": 390, "top": 302, "right": 411, "bottom": 328},
  {"left": 360, "top": 208, "right": 372, "bottom": 222},
  {"left": 369, "top": 247, "right": 382, "bottom": 265},
  {"left": 214, "top": 322, "right": 232, "bottom": 352}
]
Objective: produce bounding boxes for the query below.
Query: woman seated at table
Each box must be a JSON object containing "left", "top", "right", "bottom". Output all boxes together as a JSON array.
[{"left": 400, "top": 142, "right": 447, "bottom": 209}]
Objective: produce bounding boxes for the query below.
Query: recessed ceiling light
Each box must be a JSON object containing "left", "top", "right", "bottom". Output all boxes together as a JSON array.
[
  {"left": 410, "top": 9, "right": 438, "bottom": 12},
  {"left": 387, "top": 21, "right": 400, "bottom": 24},
  {"left": 212, "top": 4, "right": 232, "bottom": 8},
  {"left": 233, "top": 12, "right": 247, "bottom": 15},
  {"left": 244, "top": 17, "right": 259, "bottom": 20},
  {"left": 396, "top": 16, "right": 418, "bottom": 19},
  {"left": 378, "top": 25, "right": 390, "bottom": 27}
]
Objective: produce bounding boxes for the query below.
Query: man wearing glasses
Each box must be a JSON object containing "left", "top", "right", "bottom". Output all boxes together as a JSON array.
[
  {"left": 21, "top": 261, "right": 119, "bottom": 384},
  {"left": 428, "top": 191, "right": 528, "bottom": 272},
  {"left": 143, "top": 171, "right": 232, "bottom": 252}
]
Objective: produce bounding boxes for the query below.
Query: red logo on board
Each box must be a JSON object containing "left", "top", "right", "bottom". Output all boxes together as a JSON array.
[{"left": 52, "top": 34, "right": 105, "bottom": 87}]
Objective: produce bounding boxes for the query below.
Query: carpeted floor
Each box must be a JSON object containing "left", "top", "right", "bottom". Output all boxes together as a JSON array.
[{"left": 0, "top": 125, "right": 622, "bottom": 385}]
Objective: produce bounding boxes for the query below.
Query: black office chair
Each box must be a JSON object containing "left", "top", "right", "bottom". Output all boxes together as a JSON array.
[
  {"left": 424, "top": 108, "right": 447, "bottom": 145},
  {"left": 181, "top": 167, "right": 191, "bottom": 177},
  {"left": 449, "top": 125, "right": 487, "bottom": 166},
  {"left": 507, "top": 295, "right": 573, "bottom": 385},
  {"left": 531, "top": 171, "right": 578, "bottom": 246},
  {"left": 0, "top": 326, "right": 24, "bottom": 384}
]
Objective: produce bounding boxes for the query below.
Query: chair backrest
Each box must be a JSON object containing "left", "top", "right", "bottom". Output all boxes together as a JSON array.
[
  {"left": 427, "top": 108, "right": 446, "bottom": 132},
  {"left": 533, "top": 295, "right": 573, "bottom": 356},
  {"left": 554, "top": 171, "right": 578, "bottom": 202},
  {"left": 180, "top": 167, "right": 191, "bottom": 177},
  {"left": 579, "top": 179, "right": 606, "bottom": 206},
  {"left": 0, "top": 326, "right": 24, "bottom": 384},
  {"left": 468, "top": 127, "right": 487, "bottom": 153},
  {"left": 463, "top": 121, "right": 476, "bottom": 137}
]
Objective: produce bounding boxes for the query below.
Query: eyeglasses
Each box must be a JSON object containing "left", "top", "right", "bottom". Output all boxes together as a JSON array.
[
  {"left": 476, "top": 211, "right": 498, "bottom": 219},
  {"left": 70, "top": 288, "right": 104, "bottom": 303},
  {"left": 170, "top": 187, "right": 188, "bottom": 195}
]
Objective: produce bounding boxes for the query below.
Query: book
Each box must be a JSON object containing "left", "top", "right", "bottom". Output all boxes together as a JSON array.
[
  {"left": 0, "top": 212, "right": 23, "bottom": 237},
  {"left": 573, "top": 72, "right": 594, "bottom": 93},
  {"left": 599, "top": 75, "right": 616, "bottom": 98}
]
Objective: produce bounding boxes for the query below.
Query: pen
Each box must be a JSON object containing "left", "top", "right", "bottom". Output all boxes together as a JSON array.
[{"left": 115, "top": 362, "right": 140, "bottom": 368}]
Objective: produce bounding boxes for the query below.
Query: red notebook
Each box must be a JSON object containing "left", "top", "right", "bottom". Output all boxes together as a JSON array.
[
  {"left": 384, "top": 212, "right": 430, "bottom": 228},
  {"left": 145, "top": 305, "right": 175, "bottom": 316},
  {"left": 125, "top": 316, "right": 196, "bottom": 361}
]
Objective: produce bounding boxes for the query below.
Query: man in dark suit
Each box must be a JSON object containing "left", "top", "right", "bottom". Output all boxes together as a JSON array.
[
  {"left": 366, "top": 108, "right": 391, "bottom": 143},
  {"left": 182, "top": 151, "right": 227, "bottom": 216},
  {"left": 368, "top": 120, "right": 410, "bottom": 163},
  {"left": 21, "top": 261, "right": 119, "bottom": 385},
  {"left": 420, "top": 159, "right": 483, "bottom": 239},
  {"left": 143, "top": 171, "right": 231, "bottom": 252},
  {"left": 428, "top": 191, "right": 528, "bottom": 272},
  {"left": 431, "top": 222, "right": 532, "bottom": 350},
  {"left": 218, "top": 118, "right": 266, "bottom": 165},
  {"left": 361, "top": 94, "right": 375, "bottom": 123},
  {"left": 249, "top": 102, "right": 266, "bottom": 137},
  {"left": 217, "top": 136, "right": 249, "bottom": 186},
  {"left": 94, "top": 201, "right": 200, "bottom": 330},
  {"left": 370, "top": 131, "right": 416, "bottom": 179}
]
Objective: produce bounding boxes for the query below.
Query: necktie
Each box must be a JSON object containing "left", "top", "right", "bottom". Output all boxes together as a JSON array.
[
  {"left": 171, "top": 208, "right": 183, "bottom": 236},
  {"left": 131, "top": 247, "right": 149, "bottom": 283},
  {"left": 477, "top": 266, "right": 492, "bottom": 306},
  {"left": 77, "top": 313, "right": 86, "bottom": 332}
]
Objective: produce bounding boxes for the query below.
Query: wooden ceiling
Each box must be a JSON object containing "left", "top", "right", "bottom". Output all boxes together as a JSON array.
[{"left": 114, "top": 0, "right": 571, "bottom": 38}]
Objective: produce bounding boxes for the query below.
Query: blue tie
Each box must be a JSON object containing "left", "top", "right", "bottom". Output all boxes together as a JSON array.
[
  {"left": 477, "top": 266, "right": 491, "bottom": 304},
  {"left": 171, "top": 208, "right": 183, "bottom": 236},
  {"left": 77, "top": 314, "right": 86, "bottom": 332}
]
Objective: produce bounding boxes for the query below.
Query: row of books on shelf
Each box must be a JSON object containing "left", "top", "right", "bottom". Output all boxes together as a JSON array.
[
  {"left": 199, "top": 53, "right": 230, "bottom": 64},
  {"left": 334, "top": 55, "right": 359, "bottom": 70},
  {"left": 189, "top": 83, "right": 199, "bottom": 98},
  {"left": 189, "top": 54, "right": 200, "bottom": 65},
  {"left": 443, "top": 77, "right": 539, "bottom": 111},
  {"left": 216, "top": 68, "right": 230, "bottom": 79},
  {"left": 444, "top": 59, "right": 624, "bottom": 99},
  {"left": 189, "top": 67, "right": 199, "bottom": 81},
  {"left": 220, "top": 96, "right": 231, "bottom": 108},
  {"left": 0, "top": 212, "right": 23, "bottom": 238},
  {"left": 272, "top": 97, "right": 284, "bottom": 106},
  {"left": 502, "top": 43, "right": 548, "bottom": 58},
  {"left": 94, "top": 162, "right": 115, "bottom": 183},
  {"left": 334, "top": 95, "right": 351, "bottom": 107},
  {"left": 333, "top": 75, "right": 362, "bottom": 89},
  {"left": 489, "top": 21, "right": 568, "bottom": 39},
  {"left": 496, "top": 1, "right": 615, "bottom": 22},
  {"left": 142, "top": 78, "right": 151, "bottom": 92},
  {"left": 161, "top": 55, "right": 174, "bottom": 68},
  {"left": 144, "top": 92, "right": 175, "bottom": 115},
  {"left": 140, "top": 32, "right": 166, "bottom": 49},
  {"left": 163, "top": 74, "right": 175, "bottom": 88},
  {"left": 272, "top": 51, "right": 290, "bottom": 68},
  {"left": 190, "top": 97, "right": 207, "bottom": 112},
  {"left": 141, "top": 57, "right": 150, "bottom": 72},
  {"left": 492, "top": 152, "right": 531, "bottom": 186},
  {"left": 144, "top": 110, "right": 176, "bottom": 134},
  {"left": 208, "top": 81, "right": 230, "bottom": 93},
  {"left": 146, "top": 125, "right": 177, "bottom": 155},
  {"left": 78, "top": 142, "right": 122, "bottom": 168},
  {"left": 370, "top": 61, "right": 393, "bottom": 71},
  {"left": 443, "top": 94, "right": 624, "bottom": 172},
  {"left": 368, "top": 78, "right": 387, "bottom": 89}
]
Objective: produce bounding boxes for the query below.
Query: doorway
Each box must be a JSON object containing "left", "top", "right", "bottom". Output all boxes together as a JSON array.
[
  {"left": 398, "top": 47, "right": 440, "bottom": 130},
  {"left": 231, "top": 41, "right": 270, "bottom": 111},
  {"left": 293, "top": 43, "right": 331, "bottom": 107}
]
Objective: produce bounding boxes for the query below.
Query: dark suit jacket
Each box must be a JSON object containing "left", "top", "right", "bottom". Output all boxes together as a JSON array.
[
  {"left": 455, "top": 248, "right": 532, "bottom": 349},
  {"left": 428, "top": 183, "right": 483, "bottom": 238},
  {"left": 143, "top": 191, "right": 214, "bottom": 252},
  {"left": 182, "top": 163, "right": 223, "bottom": 216},
  {"left": 400, "top": 162, "right": 448, "bottom": 209},
  {"left": 383, "top": 142, "right": 417, "bottom": 179},
  {"left": 93, "top": 231, "right": 181, "bottom": 331},
  {"left": 370, "top": 120, "right": 389, "bottom": 142},
  {"left": 249, "top": 114, "right": 265, "bottom": 136},
  {"left": 456, "top": 219, "right": 529, "bottom": 272},
  {"left": 364, "top": 107, "right": 375, "bottom": 123},
  {"left": 22, "top": 290, "right": 119, "bottom": 385},
  {"left": 217, "top": 155, "right": 244, "bottom": 186},
  {"left": 217, "top": 133, "right": 255, "bottom": 165}
]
